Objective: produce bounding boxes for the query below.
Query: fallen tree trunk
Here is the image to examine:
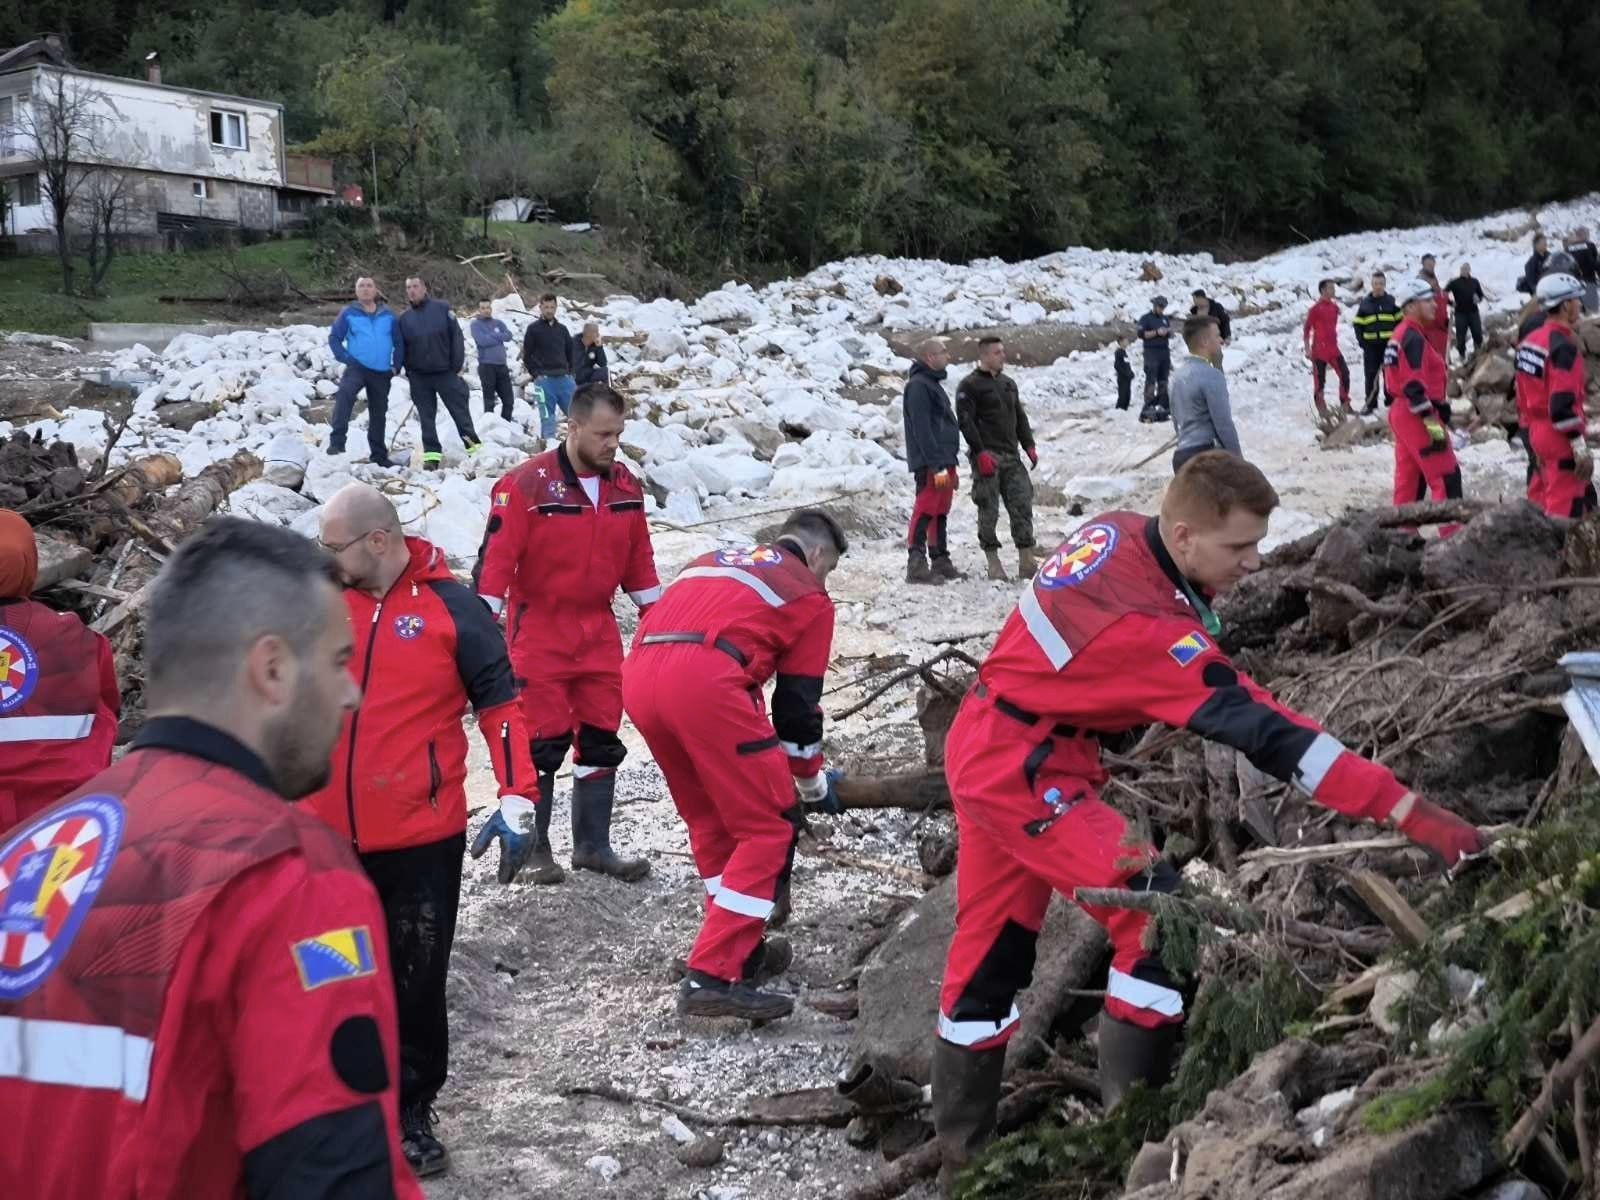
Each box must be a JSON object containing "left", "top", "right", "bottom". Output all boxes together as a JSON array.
[{"left": 830, "top": 769, "right": 949, "bottom": 812}]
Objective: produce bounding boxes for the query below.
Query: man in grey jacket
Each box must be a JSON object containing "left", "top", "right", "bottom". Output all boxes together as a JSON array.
[
  {"left": 902, "top": 337, "right": 963, "bottom": 584},
  {"left": 1169, "top": 315, "right": 1242, "bottom": 473},
  {"left": 470, "top": 300, "right": 517, "bottom": 420},
  {"left": 399, "top": 277, "right": 481, "bottom": 469}
]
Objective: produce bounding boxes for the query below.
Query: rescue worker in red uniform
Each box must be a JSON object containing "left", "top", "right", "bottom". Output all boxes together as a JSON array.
[
  {"left": 929, "top": 454, "right": 1483, "bottom": 1192},
  {"left": 1419, "top": 253, "right": 1452, "bottom": 360},
  {"left": 624, "top": 510, "right": 847, "bottom": 1022},
  {"left": 304, "top": 483, "right": 536, "bottom": 1177},
  {"left": 0, "top": 517, "right": 422, "bottom": 1199},
  {"left": 1301, "top": 279, "right": 1351, "bottom": 415},
  {"left": 0, "top": 509, "right": 119, "bottom": 830},
  {"left": 475, "top": 382, "right": 661, "bottom": 882},
  {"left": 1515, "top": 272, "right": 1594, "bottom": 519},
  {"left": 1383, "top": 277, "right": 1463, "bottom": 525}
]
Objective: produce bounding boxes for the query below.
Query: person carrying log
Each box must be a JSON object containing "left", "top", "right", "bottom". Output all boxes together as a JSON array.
[
  {"left": 928, "top": 454, "right": 1483, "bottom": 1195},
  {"left": 623, "top": 510, "right": 846, "bottom": 1022},
  {"left": 1383, "top": 277, "right": 1464, "bottom": 529},
  {"left": 1515, "top": 272, "right": 1594, "bottom": 519},
  {"left": 0, "top": 508, "right": 119, "bottom": 831}
]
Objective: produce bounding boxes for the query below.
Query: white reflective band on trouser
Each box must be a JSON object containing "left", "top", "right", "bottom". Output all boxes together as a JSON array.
[
  {"left": 713, "top": 887, "right": 775, "bottom": 920},
  {"left": 780, "top": 740, "right": 821, "bottom": 760},
  {"left": 937, "top": 1005, "right": 1021, "bottom": 1047},
  {"left": 702, "top": 874, "right": 723, "bottom": 896},
  {"left": 674, "top": 566, "right": 785, "bottom": 608},
  {"left": 1018, "top": 583, "right": 1073, "bottom": 671},
  {"left": 1106, "top": 969, "right": 1184, "bottom": 1018},
  {"left": 1291, "top": 731, "right": 1345, "bottom": 796},
  {"left": 572, "top": 763, "right": 608, "bottom": 779},
  {"left": 628, "top": 585, "right": 663, "bottom": 606},
  {"left": 0, "top": 713, "right": 95, "bottom": 742},
  {"left": 479, "top": 594, "right": 505, "bottom": 616},
  {"left": 0, "top": 1015, "right": 154, "bottom": 1103}
]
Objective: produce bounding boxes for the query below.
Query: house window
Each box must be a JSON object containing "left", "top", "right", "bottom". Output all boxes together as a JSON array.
[
  {"left": 210, "top": 110, "right": 246, "bottom": 150},
  {"left": 192, "top": 179, "right": 209, "bottom": 200},
  {"left": 14, "top": 173, "right": 39, "bottom": 207}
]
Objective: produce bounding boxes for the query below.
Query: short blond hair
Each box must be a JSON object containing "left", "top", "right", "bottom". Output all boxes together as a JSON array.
[{"left": 1162, "top": 452, "right": 1279, "bottom": 527}]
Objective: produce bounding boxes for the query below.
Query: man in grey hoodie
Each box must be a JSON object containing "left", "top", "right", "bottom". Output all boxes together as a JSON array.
[
  {"left": 1169, "top": 315, "right": 1242, "bottom": 473},
  {"left": 471, "top": 300, "right": 517, "bottom": 420}
]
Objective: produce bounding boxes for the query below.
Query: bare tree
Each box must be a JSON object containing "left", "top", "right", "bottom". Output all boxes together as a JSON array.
[
  {"left": 80, "top": 169, "right": 134, "bottom": 294},
  {"left": 15, "top": 70, "right": 105, "bottom": 297}
]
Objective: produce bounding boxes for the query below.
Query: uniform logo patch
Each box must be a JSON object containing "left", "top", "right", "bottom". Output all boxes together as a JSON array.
[
  {"left": 546, "top": 479, "right": 568, "bottom": 500},
  {"left": 715, "top": 546, "right": 783, "bottom": 568},
  {"left": 493, "top": 491, "right": 510, "bottom": 507},
  {"left": 1037, "top": 523, "right": 1119, "bottom": 589},
  {"left": 0, "top": 794, "right": 126, "bottom": 1002},
  {"left": 1168, "top": 632, "right": 1210, "bottom": 666},
  {"left": 393, "top": 615, "right": 424, "bottom": 640},
  {"left": 0, "top": 626, "right": 40, "bottom": 714},
  {"left": 291, "top": 926, "right": 377, "bottom": 991}
]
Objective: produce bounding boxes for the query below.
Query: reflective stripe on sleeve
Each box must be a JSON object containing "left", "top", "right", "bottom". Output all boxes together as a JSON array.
[
  {"left": 1106, "top": 969, "right": 1184, "bottom": 1018},
  {"left": 0, "top": 714, "right": 96, "bottom": 742},
  {"left": 674, "top": 566, "right": 785, "bottom": 608},
  {"left": 702, "top": 875, "right": 723, "bottom": 896},
  {"left": 779, "top": 740, "right": 821, "bottom": 760},
  {"left": 1291, "top": 731, "right": 1345, "bottom": 796},
  {"left": 936, "top": 1005, "right": 1021, "bottom": 1046},
  {"left": 0, "top": 1015, "right": 154, "bottom": 1103},
  {"left": 628, "top": 585, "right": 663, "bottom": 606},
  {"left": 1018, "top": 583, "right": 1073, "bottom": 671}
]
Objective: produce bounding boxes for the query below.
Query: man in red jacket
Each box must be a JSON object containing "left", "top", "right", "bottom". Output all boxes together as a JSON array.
[
  {"left": 305, "top": 482, "right": 535, "bottom": 1177},
  {"left": 1383, "top": 277, "right": 1464, "bottom": 526},
  {"left": 1301, "top": 279, "right": 1351, "bottom": 415},
  {"left": 928, "top": 455, "right": 1483, "bottom": 1192},
  {"left": 0, "top": 509, "right": 120, "bottom": 831},
  {"left": 624, "top": 510, "right": 846, "bottom": 1022},
  {"left": 1515, "top": 272, "right": 1594, "bottom": 518},
  {"left": 1419, "top": 254, "right": 1451, "bottom": 360},
  {"left": 475, "top": 382, "right": 661, "bottom": 882},
  {"left": 0, "top": 516, "right": 422, "bottom": 1199}
]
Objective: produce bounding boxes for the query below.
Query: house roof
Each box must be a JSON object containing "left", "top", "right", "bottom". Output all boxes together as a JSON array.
[
  {"left": 0, "top": 40, "right": 284, "bottom": 110},
  {"left": 0, "top": 39, "right": 71, "bottom": 73}
]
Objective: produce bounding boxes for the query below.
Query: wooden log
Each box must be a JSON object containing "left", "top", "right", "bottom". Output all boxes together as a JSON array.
[
  {"left": 32, "top": 533, "right": 95, "bottom": 591},
  {"left": 828, "top": 769, "right": 949, "bottom": 813},
  {"left": 1342, "top": 869, "right": 1430, "bottom": 949},
  {"left": 104, "top": 452, "right": 183, "bottom": 509}
]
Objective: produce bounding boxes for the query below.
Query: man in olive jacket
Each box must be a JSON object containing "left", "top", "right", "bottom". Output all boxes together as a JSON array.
[{"left": 956, "top": 336, "right": 1039, "bottom": 582}]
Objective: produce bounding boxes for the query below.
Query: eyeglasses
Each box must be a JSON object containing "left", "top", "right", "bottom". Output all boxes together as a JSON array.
[{"left": 317, "top": 529, "right": 381, "bottom": 554}]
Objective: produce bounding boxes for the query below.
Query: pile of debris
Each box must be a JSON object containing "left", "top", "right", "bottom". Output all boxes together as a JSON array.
[{"left": 802, "top": 498, "right": 1600, "bottom": 1200}]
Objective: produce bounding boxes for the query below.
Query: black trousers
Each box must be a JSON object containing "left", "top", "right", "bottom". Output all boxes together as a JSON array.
[
  {"left": 1142, "top": 358, "right": 1170, "bottom": 407},
  {"left": 359, "top": 832, "right": 465, "bottom": 1115},
  {"left": 1172, "top": 443, "right": 1216, "bottom": 474},
  {"left": 330, "top": 365, "right": 392, "bottom": 459},
  {"left": 407, "top": 370, "right": 479, "bottom": 455},
  {"left": 1361, "top": 344, "right": 1386, "bottom": 408},
  {"left": 1454, "top": 310, "right": 1484, "bottom": 358},
  {"left": 1116, "top": 374, "right": 1133, "bottom": 410},
  {"left": 478, "top": 363, "right": 515, "bottom": 418}
]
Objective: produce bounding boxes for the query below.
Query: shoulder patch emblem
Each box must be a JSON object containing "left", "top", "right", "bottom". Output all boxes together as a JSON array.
[
  {"left": 714, "top": 546, "right": 783, "bottom": 568},
  {"left": 291, "top": 926, "right": 377, "bottom": 991},
  {"left": 393, "top": 615, "right": 424, "bottom": 640},
  {"left": 1037, "top": 522, "right": 1118, "bottom": 589},
  {"left": 0, "top": 626, "right": 40, "bottom": 714},
  {"left": 0, "top": 793, "right": 126, "bottom": 1001},
  {"left": 1168, "top": 632, "right": 1210, "bottom": 667}
]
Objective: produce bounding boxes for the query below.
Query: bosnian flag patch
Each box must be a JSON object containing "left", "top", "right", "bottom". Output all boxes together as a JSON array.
[{"left": 1168, "top": 632, "right": 1209, "bottom": 667}]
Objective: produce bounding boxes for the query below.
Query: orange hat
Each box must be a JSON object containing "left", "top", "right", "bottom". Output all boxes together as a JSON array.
[{"left": 0, "top": 509, "right": 39, "bottom": 599}]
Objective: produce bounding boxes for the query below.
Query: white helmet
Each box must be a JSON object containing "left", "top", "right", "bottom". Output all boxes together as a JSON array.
[
  {"left": 1537, "top": 271, "right": 1585, "bottom": 311},
  {"left": 1396, "top": 277, "right": 1436, "bottom": 306}
]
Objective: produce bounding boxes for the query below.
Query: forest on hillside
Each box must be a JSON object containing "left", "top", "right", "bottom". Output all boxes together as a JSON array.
[{"left": 4, "top": 0, "right": 1600, "bottom": 271}]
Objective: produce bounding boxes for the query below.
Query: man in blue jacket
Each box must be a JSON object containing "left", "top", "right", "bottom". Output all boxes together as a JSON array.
[
  {"left": 400, "top": 276, "right": 482, "bottom": 469},
  {"left": 327, "top": 276, "right": 404, "bottom": 467},
  {"left": 903, "top": 337, "right": 963, "bottom": 584}
]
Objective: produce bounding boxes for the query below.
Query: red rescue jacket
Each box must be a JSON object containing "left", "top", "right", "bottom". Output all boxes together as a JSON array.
[
  {"left": 0, "top": 598, "right": 119, "bottom": 831},
  {"left": 1516, "top": 318, "right": 1588, "bottom": 436},
  {"left": 305, "top": 538, "right": 533, "bottom": 854},
  {"left": 1383, "top": 316, "right": 1447, "bottom": 422},
  {"left": 0, "top": 717, "right": 422, "bottom": 1199},
  {"left": 1424, "top": 281, "right": 1451, "bottom": 354},
  {"left": 972, "top": 511, "right": 1408, "bottom": 823},
  {"left": 1301, "top": 298, "right": 1342, "bottom": 362},
  {"left": 632, "top": 541, "right": 836, "bottom": 778}
]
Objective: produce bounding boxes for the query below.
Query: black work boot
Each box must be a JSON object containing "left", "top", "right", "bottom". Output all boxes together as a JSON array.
[
  {"left": 931, "top": 1039, "right": 1006, "bottom": 1197},
  {"left": 669, "top": 933, "right": 793, "bottom": 985},
  {"left": 401, "top": 1104, "right": 450, "bottom": 1178},
  {"left": 570, "top": 773, "right": 650, "bottom": 882},
  {"left": 677, "top": 969, "right": 793, "bottom": 1022},
  {"left": 907, "top": 547, "right": 941, "bottom": 585},
  {"left": 930, "top": 553, "right": 964, "bottom": 581},
  {"left": 526, "top": 772, "right": 565, "bottom": 885},
  {"left": 1097, "top": 1012, "right": 1179, "bottom": 1110}
]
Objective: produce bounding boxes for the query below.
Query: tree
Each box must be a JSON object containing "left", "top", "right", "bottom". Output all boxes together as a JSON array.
[
  {"left": 80, "top": 168, "right": 134, "bottom": 294},
  {"left": 16, "top": 70, "right": 105, "bottom": 296}
]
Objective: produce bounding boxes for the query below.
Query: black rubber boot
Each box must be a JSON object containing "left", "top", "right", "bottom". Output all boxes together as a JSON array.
[
  {"left": 1097, "top": 1012, "right": 1179, "bottom": 1110},
  {"left": 677, "top": 969, "right": 793, "bottom": 1022},
  {"left": 526, "top": 772, "right": 565, "bottom": 885},
  {"left": 570, "top": 773, "right": 650, "bottom": 882},
  {"left": 907, "top": 547, "right": 941, "bottom": 585},
  {"left": 931, "top": 1039, "right": 1006, "bottom": 1197},
  {"left": 670, "top": 933, "right": 793, "bottom": 985},
  {"left": 930, "top": 553, "right": 965, "bottom": 581},
  {"left": 401, "top": 1104, "right": 450, "bottom": 1178}
]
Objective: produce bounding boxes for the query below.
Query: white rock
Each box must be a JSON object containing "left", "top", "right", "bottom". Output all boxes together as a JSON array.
[
  {"left": 663, "top": 490, "right": 705, "bottom": 525},
  {"left": 261, "top": 431, "right": 311, "bottom": 489},
  {"left": 660, "top": 1115, "right": 696, "bottom": 1145},
  {"left": 228, "top": 481, "right": 316, "bottom": 526},
  {"left": 585, "top": 1154, "right": 622, "bottom": 1182},
  {"left": 645, "top": 328, "right": 691, "bottom": 360},
  {"left": 646, "top": 459, "right": 701, "bottom": 495},
  {"left": 1061, "top": 475, "right": 1138, "bottom": 502},
  {"left": 684, "top": 446, "right": 774, "bottom": 495},
  {"left": 767, "top": 388, "right": 856, "bottom": 433}
]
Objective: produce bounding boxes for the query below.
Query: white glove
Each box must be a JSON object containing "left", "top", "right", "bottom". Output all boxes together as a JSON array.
[{"left": 796, "top": 773, "right": 829, "bottom": 804}]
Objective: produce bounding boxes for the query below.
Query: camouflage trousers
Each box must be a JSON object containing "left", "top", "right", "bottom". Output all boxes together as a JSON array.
[{"left": 971, "top": 453, "right": 1034, "bottom": 550}]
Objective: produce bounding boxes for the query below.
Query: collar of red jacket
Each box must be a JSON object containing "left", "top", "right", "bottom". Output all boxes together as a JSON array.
[{"left": 401, "top": 536, "right": 453, "bottom": 585}]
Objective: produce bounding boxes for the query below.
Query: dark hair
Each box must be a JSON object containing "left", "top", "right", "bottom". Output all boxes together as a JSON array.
[
  {"left": 1162, "top": 452, "right": 1279, "bottom": 527},
  {"left": 781, "top": 509, "right": 848, "bottom": 556},
  {"left": 1372, "top": 271, "right": 1386, "bottom": 281},
  {"left": 570, "top": 381, "right": 626, "bottom": 420},
  {"left": 539, "top": 291, "right": 557, "bottom": 303},
  {"left": 1421, "top": 253, "right": 1435, "bottom": 263},
  {"left": 977, "top": 336, "right": 1003, "bottom": 349},
  {"left": 1318, "top": 278, "right": 1334, "bottom": 292},
  {"left": 1182, "top": 314, "right": 1218, "bottom": 348},
  {"left": 1192, "top": 288, "right": 1206, "bottom": 298},
  {"left": 144, "top": 517, "right": 339, "bottom": 707}
]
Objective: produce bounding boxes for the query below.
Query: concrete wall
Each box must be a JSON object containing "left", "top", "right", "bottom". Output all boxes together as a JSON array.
[{"left": 4, "top": 168, "right": 281, "bottom": 238}]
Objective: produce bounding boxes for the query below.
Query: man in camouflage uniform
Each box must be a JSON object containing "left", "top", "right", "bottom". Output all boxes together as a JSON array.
[{"left": 956, "top": 336, "right": 1040, "bottom": 581}]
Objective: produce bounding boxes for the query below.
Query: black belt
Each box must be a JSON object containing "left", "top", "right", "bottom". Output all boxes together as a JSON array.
[
  {"left": 974, "top": 683, "right": 1090, "bottom": 739},
  {"left": 639, "top": 631, "right": 748, "bottom": 667}
]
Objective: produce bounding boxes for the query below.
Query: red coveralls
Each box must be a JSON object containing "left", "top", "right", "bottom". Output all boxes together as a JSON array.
[
  {"left": 908, "top": 467, "right": 959, "bottom": 556},
  {"left": 1301, "top": 298, "right": 1351, "bottom": 411},
  {"left": 0, "top": 717, "right": 422, "bottom": 1199},
  {"left": 1382, "top": 316, "right": 1462, "bottom": 516},
  {"left": 1515, "top": 318, "right": 1594, "bottom": 519},
  {"left": 0, "top": 597, "right": 119, "bottom": 830},
  {"left": 936, "top": 512, "right": 1411, "bottom": 1049},
  {"left": 1424, "top": 281, "right": 1451, "bottom": 358},
  {"left": 623, "top": 543, "right": 834, "bottom": 981},
  {"left": 475, "top": 443, "right": 660, "bottom": 779}
]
